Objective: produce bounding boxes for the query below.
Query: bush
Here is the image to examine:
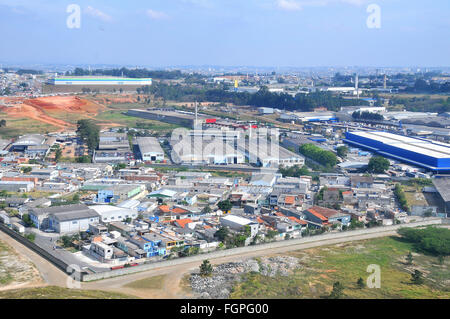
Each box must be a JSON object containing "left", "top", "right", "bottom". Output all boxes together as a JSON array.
[
  {"left": 397, "top": 227, "right": 450, "bottom": 257},
  {"left": 367, "top": 156, "right": 390, "bottom": 173},
  {"left": 299, "top": 144, "right": 337, "bottom": 167},
  {"left": 394, "top": 184, "right": 410, "bottom": 212}
]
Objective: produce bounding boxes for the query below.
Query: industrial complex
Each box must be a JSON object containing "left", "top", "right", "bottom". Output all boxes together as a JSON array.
[{"left": 344, "top": 131, "right": 450, "bottom": 173}]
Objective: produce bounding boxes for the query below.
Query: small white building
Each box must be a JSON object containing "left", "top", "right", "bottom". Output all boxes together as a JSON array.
[
  {"left": 220, "top": 214, "right": 259, "bottom": 237},
  {"left": 137, "top": 137, "right": 165, "bottom": 162},
  {"left": 88, "top": 205, "right": 138, "bottom": 223}
]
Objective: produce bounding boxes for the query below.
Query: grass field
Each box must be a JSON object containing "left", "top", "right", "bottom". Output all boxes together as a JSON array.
[
  {"left": 230, "top": 236, "right": 449, "bottom": 299},
  {"left": 0, "top": 239, "right": 42, "bottom": 288},
  {"left": 94, "top": 109, "right": 181, "bottom": 132},
  {"left": 0, "top": 114, "right": 59, "bottom": 138},
  {"left": 124, "top": 275, "right": 166, "bottom": 290},
  {"left": 0, "top": 286, "right": 135, "bottom": 299}
]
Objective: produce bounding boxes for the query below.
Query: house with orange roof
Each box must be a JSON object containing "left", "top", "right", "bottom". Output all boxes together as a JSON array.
[
  {"left": 304, "top": 206, "right": 351, "bottom": 227},
  {"left": 174, "top": 218, "right": 193, "bottom": 229}
]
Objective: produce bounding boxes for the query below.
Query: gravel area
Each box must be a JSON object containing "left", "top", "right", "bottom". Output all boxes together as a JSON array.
[{"left": 189, "top": 256, "right": 299, "bottom": 299}]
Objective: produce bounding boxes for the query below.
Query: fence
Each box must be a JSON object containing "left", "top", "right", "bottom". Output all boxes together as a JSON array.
[
  {"left": 0, "top": 223, "right": 80, "bottom": 278},
  {"left": 81, "top": 217, "right": 444, "bottom": 282}
]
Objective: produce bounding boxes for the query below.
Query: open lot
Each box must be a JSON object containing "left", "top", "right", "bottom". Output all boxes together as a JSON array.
[
  {"left": 230, "top": 236, "right": 450, "bottom": 299},
  {"left": 0, "top": 286, "right": 135, "bottom": 299},
  {"left": 0, "top": 239, "right": 43, "bottom": 290}
]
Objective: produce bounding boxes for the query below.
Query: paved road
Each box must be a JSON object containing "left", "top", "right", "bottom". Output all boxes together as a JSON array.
[
  {"left": 2, "top": 222, "right": 447, "bottom": 296},
  {"left": 79, "top": 227, "right": 417, "bottom": 294},
  {"left": 31, "top": 230, "right": 108, "bottom": 273}
]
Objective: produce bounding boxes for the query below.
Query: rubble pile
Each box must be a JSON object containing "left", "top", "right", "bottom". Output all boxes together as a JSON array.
[{"left": 190, "top": 256, "right": 299, "bottom": 298}]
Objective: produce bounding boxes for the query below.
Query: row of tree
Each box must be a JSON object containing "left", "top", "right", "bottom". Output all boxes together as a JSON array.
[
  {"left": 138, "top": 83, "right": 368, "bottom": 112},
  {"left": 76, "top": 120, "right": 100, "bottom": 152},
  {"left": 66, "top": 67, "right": 183, "bottom": 79},
  {"left": 299, "top": 143, "right": 337, "bottom": 167}
]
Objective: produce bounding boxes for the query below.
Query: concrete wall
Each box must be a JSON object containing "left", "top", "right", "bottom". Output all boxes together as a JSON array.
[
  {"left": 0, "top": 223, "right": 75, "bottom": 276},
  {"left": 82, "top": 217, "right": 444, "bottom": 282}
]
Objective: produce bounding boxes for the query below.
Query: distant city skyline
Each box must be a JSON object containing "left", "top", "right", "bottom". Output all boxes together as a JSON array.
[{"left": 0, "top": 0, "right": 449, "bottom": 68}]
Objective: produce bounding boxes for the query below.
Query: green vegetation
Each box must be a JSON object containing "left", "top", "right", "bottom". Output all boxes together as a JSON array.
[
  {"left": 367, "top": 156, "right": 390, "bottom": 173},
  {"left": 391, "top": 95, "right": 449, "bottom": 114},
  {"left": 230, "top": 236, "right": 450, "bottom": 299},
  {"left": 76, "top": 119, "right": 100, "bottom": 151},
  {"left": 397, "top": 227, "right": 450, "bottom": 257},
  {"left": 299, "top": 144, "right": 337, "bottom": 168},
  {"left": 394, "top": 184, "right": 410, "bottom": 212},
  {"left": 327, "top": 281, "right": 345, "bottom": 299},
  {"left": 336, "top": 146, "right": 349, "bottom": 158},
  {"left": 0, "top": 114, "right": 58, "bottom": 139},
  {"left": 76, "top": 155, "right": 92, "bottom": 163},
  {"left": 352, "top": 111, "right": 384, "bottom": 121},
  {"left": 124, "top": 275, "right": 165, "bottom": 290},
  {"left": 68, "top": 67, "right": 182, "bottom": 80},
  {"left": 24, "top": 233, "right": 35, "bottom": 242},
  {"left": 95, "top": 110, "right": 180, "bottom": 132},
  {"left": 217, "top": 200, "right": 232, "bottom": 212},
  {"left": 404, "top": 178, "right": 433, "bottom": 187},
  {"left": 215, "top": 227, "right": 229, "bottom": 242},
  {"left": 200, "top": 260, "right": 213, "bottom": 277},
  {"left": 279, "top": 164, "right": 311, "bottom": 177},
  {"left": 21, "top": 166, "right": 32, "bottom": 174},
  {"left": 0, "top": 286, "right": 135, "bottom": 299},
  {"left": 22, "top": 214, "right": 34, "bottom": 227},
  {"left": 411, "top": 270, "right": 424, "bottom": 285}
]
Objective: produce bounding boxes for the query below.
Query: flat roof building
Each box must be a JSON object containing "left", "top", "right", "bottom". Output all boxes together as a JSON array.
[
  {"left": 344, "top": 131, "right": 450, "bottom": 173},
  {"left": 136, "top": 137, "right": 164, "bottom": 162}
]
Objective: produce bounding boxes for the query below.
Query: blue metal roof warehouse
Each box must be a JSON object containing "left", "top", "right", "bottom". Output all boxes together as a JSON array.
[{"left": 344, "top": 131, "right": 450, "bottom": 173}]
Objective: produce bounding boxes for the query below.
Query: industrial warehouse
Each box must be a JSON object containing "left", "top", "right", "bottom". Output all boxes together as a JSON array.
[
  {"left": 43, "top": 76, "right": 152, "bottom": 93},
  {"left": 344, "top": 131, "right": 450, "bottom": 173}
]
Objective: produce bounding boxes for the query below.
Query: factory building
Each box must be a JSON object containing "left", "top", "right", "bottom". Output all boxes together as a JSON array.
[
  {"left": 44, "top": 76, "right": 152, "bottom": 93},
  {"left": 93, "top": 132, "right": 133, "bottom": 164},
  {"left": 279, "top": 111, "right": 337, "bottom": 123},
  {"left": 344, "top": 131, "right": 450, "bottom": 173},
  {"left": 49, "top": 77, "right": 152, "bottom": 86},
  {"left": 171, "top": 138, "right": 245, "bottom": 165},
  {"left": 136, "top": 137, "right": 164, "bottom": 162},
  {"left": 10, "top": 134, "right": 46, "bottom": 152}
]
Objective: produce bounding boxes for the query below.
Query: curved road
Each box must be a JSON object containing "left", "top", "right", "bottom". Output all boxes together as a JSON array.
[{"left": 1, "top": 222, "right": 447, "bottom": 298}]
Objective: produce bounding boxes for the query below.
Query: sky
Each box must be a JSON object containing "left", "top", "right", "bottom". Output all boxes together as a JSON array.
[{"left": 0, "top": 0, "right": 449, "bottom": 68}]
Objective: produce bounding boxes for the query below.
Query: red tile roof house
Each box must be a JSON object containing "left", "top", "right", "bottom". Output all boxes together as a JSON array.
[
  {"left": 303, "top": 206, "right": 351, "bottom": 228},
  {"left": 174, "top": 218, "right": 193, "bottom": 229}
]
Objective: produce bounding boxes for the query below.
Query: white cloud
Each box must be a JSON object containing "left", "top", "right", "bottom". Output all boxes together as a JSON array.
[
  {"left": 276, "top": 0, "right": 369, "bottom": 11},
  {"left": 146, "top": 9, "right": 169, "bottom": 20},
  {"left": 85, "top": 6, "right": 112, "bottom": 22},
  {"left": 277, "top": 0, "right": 303, "bottom": 11}
]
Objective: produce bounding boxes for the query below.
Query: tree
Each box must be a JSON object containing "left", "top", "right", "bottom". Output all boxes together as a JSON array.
[
  {"left": 21, "top": 166, "right": 32, "bottom": 174},
  {"left": 336, "top": 146, "right": 348, "bottom": 158},
  {"left": 202, "top": 205, "right": 212, "bottom": 214},
  {"left": 411, "top": 270, "right": 424, "bottom": 285},
  {"left": 199, "top": 259, "right": 213, "bottom": 276},
  {"left": 22, "top": 214, "right": 34, "bottom": 227},
  {"left": 329, "top": 281, "right": 344, "bottom": 299},
  {"left": 217, "top": 200, "right": 232, "bottom": 212},
  {"left": 215, "top": 227, "right": 229, "bottom": 241},
  {"left": 406, "top": 251, "right": 413, "bottom": 265},
  {"left": 54, "top": 148, "right": 62, "bottom": 162},
  {"left": 367, "top": 156, "right": 390, "bottom": 174},
  {"left": 357, "top": 277, "right": 365, "bottom": 289},
  {"left": 76, "top": 155, "right": 92, "bottom": 163},
  {"left": 76, "top": 120, "right": 100, "bottom": 152}
]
